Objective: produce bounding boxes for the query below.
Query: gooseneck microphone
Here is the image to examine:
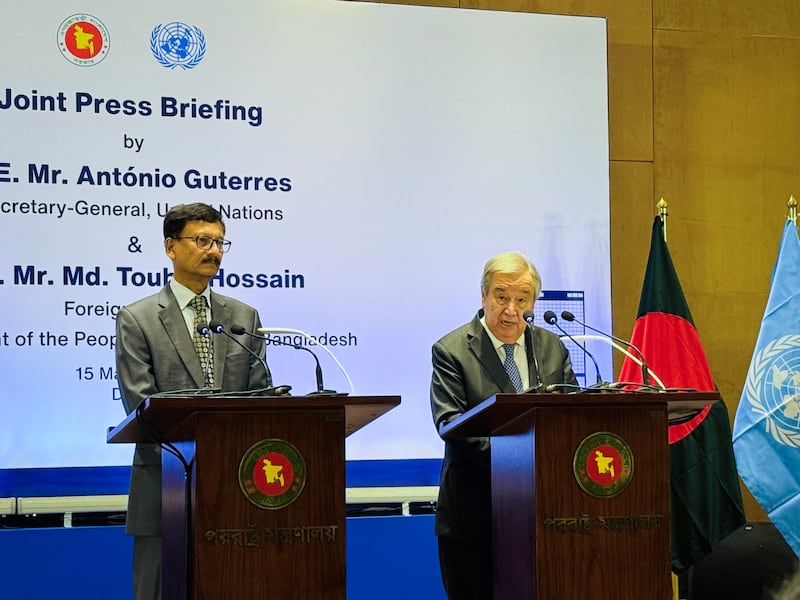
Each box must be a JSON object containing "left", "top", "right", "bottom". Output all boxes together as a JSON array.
[
  {"left": 540, "top": 310, "right": 604, "bottom": 387},
  {"left": 202, "top": 321, "right": 274, "bottom": 388},
  {"left": 518, "top": 309, "right": 545, "bottom": 391},
  {"left": 231, "top": 325, "right": 338, "bottom": 396},
  {"left": 258, "top": 327, "right": 356, "bottom": 395},
  {"left": 560, "top": 311, "right": 653, "bottom": 387}
]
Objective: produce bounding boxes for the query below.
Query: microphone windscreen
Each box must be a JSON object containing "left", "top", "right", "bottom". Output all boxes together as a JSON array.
[
  {"left": 561, "top": 310, "right": 575, "bottom": 322},
  {"left": 196, "top": 323, "right": 210, "bottom": 336},
  {"left": 208, "top": 320, "right": 225, "bottom": 334},
  {"left": 522, "top": 309, "right": 535, "bottom": 324},
  {"left": 230, "top": 324, "right": 246, "bottom": 335},
  {"left": 543, "top": 310, "right": 557, "bottom": 325}
]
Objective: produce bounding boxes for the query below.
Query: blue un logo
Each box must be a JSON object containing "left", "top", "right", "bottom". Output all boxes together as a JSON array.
[
  {"left": 745, "top": 335, "right": 800, "bottom": 446},
  {"left": 764, "top": 347, "right": 800, "bottom": 432},
  {"left": 150, "top": 22, "right": 206, "bottom": 70}
]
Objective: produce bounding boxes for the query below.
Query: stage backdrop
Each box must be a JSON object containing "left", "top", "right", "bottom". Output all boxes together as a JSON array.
[{"left": 0, "top": 0, "right": 610, "bottom": 469}]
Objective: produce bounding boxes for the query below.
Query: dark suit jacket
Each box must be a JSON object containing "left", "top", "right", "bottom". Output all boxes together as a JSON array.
[
  {"left": 115, "top": 285, "right": 268, "bottom": 536},
  {"left": 430, "top": 312, "right": 577, "bottom": 540}
]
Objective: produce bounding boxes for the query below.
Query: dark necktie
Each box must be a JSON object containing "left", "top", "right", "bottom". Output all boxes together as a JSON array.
[
  {"left": 502, "top": 343, "right": 523, "bottom": 393},
  {"left": 190, "top": 295, "right": 214, "bottom": 387}
]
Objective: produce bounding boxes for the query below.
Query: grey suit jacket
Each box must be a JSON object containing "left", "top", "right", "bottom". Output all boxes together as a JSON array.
[
  {"left": 430, "top": 312, "right": 577, "bottom": 541},
  {"left": 115, "top": 285, "right": 268, "bottom": 536}
]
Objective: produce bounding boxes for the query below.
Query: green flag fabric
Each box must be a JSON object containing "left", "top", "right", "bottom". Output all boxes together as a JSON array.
[{"left": 618, "top": 216, "right": 746, "bottom": 572}]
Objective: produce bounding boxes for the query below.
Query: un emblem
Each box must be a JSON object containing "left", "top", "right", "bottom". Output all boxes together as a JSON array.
[
  {"left": 150, "top": 22, "right": 206, "bottom": 70},
  {"left": 744, "top": 335, "right": 800, "bottom": 447}
]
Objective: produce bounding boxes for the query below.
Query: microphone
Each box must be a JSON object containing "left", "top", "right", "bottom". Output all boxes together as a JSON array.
[
  {"left": 230, "top": 324, "right": 338, "bottom": 396},
  {"left": 517, "top": 309, "right": 545, "bottom": 391},
  {"left": 203, "top": 321, "right": 274, "bottom": 388},
  {"left": 560, "top": 311, "right": 653, "bottom": 387},
  {"left": 257, "top": 327, "right": 356, "bottom": 396},
  {"left": 540, "top": 310, "right": 604, "bottom": 387}
]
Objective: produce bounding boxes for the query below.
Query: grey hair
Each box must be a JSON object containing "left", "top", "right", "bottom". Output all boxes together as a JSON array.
[{"left": 480, "top": 251, "right": 542, "bottom": 297}]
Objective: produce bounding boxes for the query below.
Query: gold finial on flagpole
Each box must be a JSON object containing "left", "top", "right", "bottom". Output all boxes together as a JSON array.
[
  {"left": 788, "top": 195, "right": 797, "bottom": 224},
  {"left": 657, "top": 198, "right": 668, "bottom": 242}
]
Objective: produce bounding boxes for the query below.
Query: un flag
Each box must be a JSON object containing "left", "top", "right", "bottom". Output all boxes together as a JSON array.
[{"left": 734, "top": 219, "right": 800, "bottom": 558}]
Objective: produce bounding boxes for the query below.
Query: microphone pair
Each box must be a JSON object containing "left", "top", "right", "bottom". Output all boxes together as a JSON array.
[
  {"left": 540, "top": 310, "right": 604, "bottom": 387},
  {"left": 523, "top": 309, "right": 657, "bottom": 391},
  {"left": 196, "top": 320, "right": 274, "bottom": 389},
  {"left": 198, "top": 321, "right": 338, "bottom": 396},
  {"left": 559, "top": 310, "right": 653, "bottom": 388},
  {"left": 522, "top": 309, "right": 604, "bottom": 387}
]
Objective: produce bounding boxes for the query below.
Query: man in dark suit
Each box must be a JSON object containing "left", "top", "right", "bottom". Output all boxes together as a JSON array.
[
  {"left": 430, "top": 250, "right": 577, "bottom": 600},
  {"left": 115, "top": 203, "right": 269, "bottom": 600}
]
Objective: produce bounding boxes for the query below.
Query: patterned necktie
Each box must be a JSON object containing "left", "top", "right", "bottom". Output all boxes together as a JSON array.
[
  {"left": 190, "top": 295, "right": 214, "bottom": 387},
  {"left": 502, "top": 343, "right": 523, "bottom": 393}
]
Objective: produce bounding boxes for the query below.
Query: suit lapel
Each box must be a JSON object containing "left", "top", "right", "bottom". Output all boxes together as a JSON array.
[
  {"left": 466, "top": 316, "right": 516, "bottom": 394},
  {"left": 158, "top": 286, "right": 205, "bottom": 388}
]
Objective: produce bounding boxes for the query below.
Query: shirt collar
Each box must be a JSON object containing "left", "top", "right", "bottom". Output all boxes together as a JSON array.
[
  {"left": 170, "top": 278, "right": 211, "bottom": 310},
  {"left": 479, "top": 315, "right": 525, "bottom": 350}
]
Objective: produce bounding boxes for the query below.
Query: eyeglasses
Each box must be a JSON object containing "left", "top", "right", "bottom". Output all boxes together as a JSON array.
[{"left": 172, "top": 235, "right": 232, "bottom": 253}]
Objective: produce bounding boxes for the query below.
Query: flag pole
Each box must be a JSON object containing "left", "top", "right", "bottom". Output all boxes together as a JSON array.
[
  {"left": 788, "top": 195, "right": 797, "bottom": 225},
  {"left": 657, "top": 197, "right": 668, "bottom": 242}
]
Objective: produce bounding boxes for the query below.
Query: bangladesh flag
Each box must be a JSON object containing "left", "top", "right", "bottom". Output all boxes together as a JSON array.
[{"left": 619, "top": 216, "right": 745, "bottom": 572}]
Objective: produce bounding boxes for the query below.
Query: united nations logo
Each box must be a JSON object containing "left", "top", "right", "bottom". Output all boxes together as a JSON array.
[
  {"left": 57, "top": 14, "right": 110, "bottom": 66},
  {"left": 150, "top": 22, "right": 206, "bottom": 70},
  {"left": 744, "top": 335, "right": 800, "bottom": 447},
  {"left": 238, "top": 439, "right": 307, "bottom": 509},
  {"left": 573, "top": 432, "right": 634, "bottom": 498}
]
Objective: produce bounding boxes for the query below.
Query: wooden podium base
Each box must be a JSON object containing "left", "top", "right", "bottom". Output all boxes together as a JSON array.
[
  {"left": 107, "top": 394, "right": 400, "bottom": 600},
  {"left": 163, "top": 410, "right": 347, "bottom": 600},
  {"left": 492, "top": 404, "right": 671, "bottom": 599},
  {"left": 441, "top": 392, "right": 717, "bottom": 600}
]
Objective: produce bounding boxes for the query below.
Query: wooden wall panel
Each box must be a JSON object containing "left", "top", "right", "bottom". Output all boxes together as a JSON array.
[
  {"left": 655, "top": 1, "right": 800, "bottom": 36},
  {"left": 354, "top": 0, "right": 461, "bottom": 7},
  {"left": 653, "top": 24, "right": 800, "bottom": 520},
  {"left": 609, "top": 160, "right": 654, "bottom": 364}
]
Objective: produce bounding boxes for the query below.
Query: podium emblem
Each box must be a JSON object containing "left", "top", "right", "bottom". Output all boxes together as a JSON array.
[
  {"left": 573, "top": 432, "right": 633, "bottom": 498},
  {"left": 238, "top": 439, "right": 307, "bottom": 509}
]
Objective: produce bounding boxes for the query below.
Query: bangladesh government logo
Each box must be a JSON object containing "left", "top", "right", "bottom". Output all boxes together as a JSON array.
[
  {"left": 150, "top": 22, "right": 206, "bottom": 70},
  {"left": 238, "top": 439, "right": 306, "bottom": 510},
  {"left": 573, "top": 431, "right": 634, "bottom": 498},
  {"left": 57, "top": 14, "right": 110, "bottom": 66},
  {"left": 744, "top": 335, "right": 800, "bottom": 447}
]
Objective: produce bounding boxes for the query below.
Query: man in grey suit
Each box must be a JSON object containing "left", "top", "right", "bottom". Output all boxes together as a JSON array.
[
  {"left": 115, "top": 202, "right": 269, "bottom": 600},
  {"left": 430, "top": 251, "right": 577, "bottom": 600}
]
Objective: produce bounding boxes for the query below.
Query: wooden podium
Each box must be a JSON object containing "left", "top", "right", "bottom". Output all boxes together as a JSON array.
[
  {"left": 440, "top": 391, "right": 718, "bottom": 600},
  {"left": 107, "top": 393, "right": 400, "bottom": 600}
]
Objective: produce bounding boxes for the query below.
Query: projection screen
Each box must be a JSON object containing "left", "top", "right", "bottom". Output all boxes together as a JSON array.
[{"left": 0, "top": 0, "right": 610, "bottom": 469}]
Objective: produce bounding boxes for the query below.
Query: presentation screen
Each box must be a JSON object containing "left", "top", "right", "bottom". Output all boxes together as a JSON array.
[{"left": 0, "top": 0, "right": 610, "bottom": 469}]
